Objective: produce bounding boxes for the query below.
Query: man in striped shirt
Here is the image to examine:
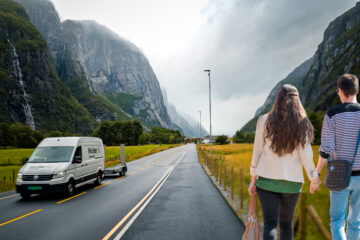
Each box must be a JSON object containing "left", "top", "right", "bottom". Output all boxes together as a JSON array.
[{"left": 312, "top": 73, "right": 360, "bottom": 240}]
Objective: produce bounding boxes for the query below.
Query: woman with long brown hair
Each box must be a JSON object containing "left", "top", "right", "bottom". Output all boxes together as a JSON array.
[{"left": 248, "top": 84, "right": 321, "bottom": 240}]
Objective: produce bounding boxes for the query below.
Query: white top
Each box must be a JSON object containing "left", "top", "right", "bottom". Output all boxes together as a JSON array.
[{"left": 250, "top": 114, "right": 318, "bottom": 183}]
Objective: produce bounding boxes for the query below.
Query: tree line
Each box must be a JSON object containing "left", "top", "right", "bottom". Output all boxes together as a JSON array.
[
  {"left": 0, "top": 110, "right": 323, "bottom": 148},
  {"left": 0, "top": 120, "right": 185, "bottom": 148},
  {"left": 138, "top": 127, "right": 184, "bottom": 145}
]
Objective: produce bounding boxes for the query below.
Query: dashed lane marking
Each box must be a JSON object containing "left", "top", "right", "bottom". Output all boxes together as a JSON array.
[
  {"left": 0, "top": 209, "right": 42, "bottom": 227},
  {"left": 94, "top": 182, "right": 111, "bottom": 190},
  {"left": 56, "top": 192, "right": 87, "bottom": 204}
]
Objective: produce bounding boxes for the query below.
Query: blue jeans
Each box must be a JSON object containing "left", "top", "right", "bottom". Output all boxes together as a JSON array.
[{"left": 330, "top": 176, "right": 360, "bottom": 240}]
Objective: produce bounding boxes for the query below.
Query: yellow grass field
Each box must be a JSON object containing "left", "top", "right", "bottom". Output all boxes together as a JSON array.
[{"left": 200, "top": 143, "right": 330, "bottom": 240}]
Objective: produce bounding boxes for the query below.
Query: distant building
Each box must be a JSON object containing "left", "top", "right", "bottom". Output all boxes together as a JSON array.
[
  {"left": 185, "top": 138, "right": 202, "bottom": 144},
  {"left": 202, "top": 135, "right": 217, "bottom": 144}
]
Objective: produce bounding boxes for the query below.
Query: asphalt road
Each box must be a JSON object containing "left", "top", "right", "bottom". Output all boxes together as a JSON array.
[{"left": 0, "top": 144, "right": 244, "bottom": 240}]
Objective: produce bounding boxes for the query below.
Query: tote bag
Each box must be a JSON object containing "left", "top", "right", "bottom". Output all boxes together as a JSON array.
[{"left": 242, "top": 192, "right": 259, "bottom": 240}]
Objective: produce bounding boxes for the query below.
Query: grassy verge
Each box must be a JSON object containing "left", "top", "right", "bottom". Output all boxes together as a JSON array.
[
  {"left": 0, "top": 144, "right": 181, "bottom": 193},
  {"left": 0, "top": 166, "right": 22, "bottom": 193},
  {"left": 0, "top": 149, "right": 34, "bottom": 165},
  {"left": 198, "top": 143, "right": 329, "bottom": 240}
]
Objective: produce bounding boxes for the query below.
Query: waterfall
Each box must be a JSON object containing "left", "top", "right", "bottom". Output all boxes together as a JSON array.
[{"left": 7, "top": 35, "right": 36, "bottom": 130}]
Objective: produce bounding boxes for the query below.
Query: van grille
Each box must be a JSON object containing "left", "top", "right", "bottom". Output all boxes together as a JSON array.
[{"left": 23, "top": 175, "right": 53, "bottom": 181}]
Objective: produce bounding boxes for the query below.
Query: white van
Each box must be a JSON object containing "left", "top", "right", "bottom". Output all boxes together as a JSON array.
[{"left": 16, "top": 137, "right": 105, "bottom": 199}]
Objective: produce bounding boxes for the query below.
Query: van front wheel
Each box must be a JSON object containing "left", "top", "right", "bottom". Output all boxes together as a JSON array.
[
  {"left": 65, "top": 180, "right": 75, "bottom": 196},
  {"left": 94, "top": 171, "right": 102, "bottom": 186}
]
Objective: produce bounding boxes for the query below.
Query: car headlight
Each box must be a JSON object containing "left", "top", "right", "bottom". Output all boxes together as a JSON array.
[
  {"left": 17, "top": 173, "right": 22, "bottom": 180},
  {"left": 53, "top": 171, "right": 65, "bottom": 179}
]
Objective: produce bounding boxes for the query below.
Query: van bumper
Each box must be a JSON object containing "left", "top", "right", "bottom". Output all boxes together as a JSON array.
[{"left": 16, "top": 183, "right": 67, "bottom": 194}]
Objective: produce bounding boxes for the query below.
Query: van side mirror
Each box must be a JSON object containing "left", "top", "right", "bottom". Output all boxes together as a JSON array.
[{"left": 73, "top": 156, "right": 82, "bottom": 164}]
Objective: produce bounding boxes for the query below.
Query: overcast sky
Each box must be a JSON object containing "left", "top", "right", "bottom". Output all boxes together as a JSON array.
[{"left": 51, "top": 0, "right": 358, "bottom": 135}]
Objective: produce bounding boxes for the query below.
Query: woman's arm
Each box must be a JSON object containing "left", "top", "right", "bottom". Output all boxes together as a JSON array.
[
  {"left": 250, "top": 115, "right": 265, "bottom": 177},
  {"left": 298, "top": 141, "right": 319, "bottom": 181},
  {"left": 248, "top": 115, "right": 265, "bottom": 194},
  {"left": 298, "top": 141, "right": 321, "bottom": 194}
]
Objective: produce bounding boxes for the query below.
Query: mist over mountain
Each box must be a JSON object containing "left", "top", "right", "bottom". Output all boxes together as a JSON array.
[
  {"left": 13, "top": 0, "right": 183, "bottom": 132},
  {"left": 162, "top": 89, "right": 208, "bottom": 138},
  {"left": 242, "top": 1, "right": 360, "bottom": 132}
]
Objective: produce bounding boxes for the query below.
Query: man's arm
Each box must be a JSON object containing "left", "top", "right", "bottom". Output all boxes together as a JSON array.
[{"left": 316, "top": 155, "right": 327, "bottom": 174}]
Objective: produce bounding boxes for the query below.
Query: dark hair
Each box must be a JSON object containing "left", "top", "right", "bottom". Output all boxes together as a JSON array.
[
  {"left": 337, "top": 73, "right": 359, "bottom": 97},
  {"left": 264, "top": 84, "right": 314, "bottom": 157}
]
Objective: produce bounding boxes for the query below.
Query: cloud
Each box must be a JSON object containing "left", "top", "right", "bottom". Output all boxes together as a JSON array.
[
  {"left": 51, "top": 0, "right": 359, "bottom": 134},
  {"left": 158, "top": 0, "right": 359, "bottom": 97},
  {"left": 154, "top": 0, "right": 358, "bottom": 134}
]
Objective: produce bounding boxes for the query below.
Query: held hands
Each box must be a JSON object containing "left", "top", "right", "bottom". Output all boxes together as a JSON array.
[{"left": 310, "top": 178, "right": 321, "bottom": 194}]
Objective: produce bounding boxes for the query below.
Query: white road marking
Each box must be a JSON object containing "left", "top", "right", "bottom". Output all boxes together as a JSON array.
[{"left": 114, "top": 149, "right": 188, "bottom": 240}]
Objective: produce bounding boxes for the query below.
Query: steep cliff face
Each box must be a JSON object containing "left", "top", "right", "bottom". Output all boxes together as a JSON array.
[
  {"left": 301, "top": 2, "right": 360, "bottom": 110},
  {"left": 242, "top": 2, "right": 360, "bottom": 132},
  {"left": 16, "top": 0, "right": 174, "bottom": 129},
  {"left": 15, "top": 0, "right": 130, "bottom": 122},
  {"left": 60, "top": 20, "right": 173, "bottom": 128},
  {"left": 0, "top": 0, "right": 95, "bottom": 133},
  {"left": 14, "top": 0, "right": 64, "bottom": 69}
]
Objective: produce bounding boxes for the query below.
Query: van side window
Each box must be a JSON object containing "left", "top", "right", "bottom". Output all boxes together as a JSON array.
[{"left": 73, "top": 146, "right": 82, "bottom": 163}]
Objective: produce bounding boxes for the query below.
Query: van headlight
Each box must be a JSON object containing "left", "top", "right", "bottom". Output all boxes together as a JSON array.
[
  {"left": 53, "top": 171, "right": 65, "bottom": 179},
  {"left": 17, "top": 173, "right": 22, "bottom": 180}
]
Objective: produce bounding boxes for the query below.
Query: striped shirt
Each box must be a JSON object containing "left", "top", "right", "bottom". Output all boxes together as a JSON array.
[{"left": 320, "top": 102, "right": 360, "bottom": 170}]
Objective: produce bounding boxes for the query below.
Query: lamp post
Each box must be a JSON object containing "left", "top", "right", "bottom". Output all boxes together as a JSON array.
[
  {"left": 198, "top": 110, "right": 202, "bottom": 141},
  {"left": 204, "top": 69, "right": 212, "bottom": 160}
]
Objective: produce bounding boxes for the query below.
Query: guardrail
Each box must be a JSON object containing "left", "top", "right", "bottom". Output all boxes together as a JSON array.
[{"left": 197, "top": 145, "right": 246, "bottom": 212}]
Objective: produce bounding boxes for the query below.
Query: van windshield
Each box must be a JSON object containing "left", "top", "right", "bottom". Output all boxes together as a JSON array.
[{"left": 28, "top": 146, "right": 74, "bottom": 163}]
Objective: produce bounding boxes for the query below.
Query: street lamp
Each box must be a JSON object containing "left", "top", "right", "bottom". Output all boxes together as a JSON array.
[
  {"left": 204, "top": 69, "right": 212, "bottom": 160},
  {"left": 198, "top": 110, "right": 202, "bottom": 141}
]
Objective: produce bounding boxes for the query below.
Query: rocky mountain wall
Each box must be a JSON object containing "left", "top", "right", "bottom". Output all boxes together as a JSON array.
[{"left": 242, "top": 2, "right": 360, "bottom": 132}]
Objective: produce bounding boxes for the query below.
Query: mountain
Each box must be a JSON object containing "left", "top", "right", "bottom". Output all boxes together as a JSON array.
[
  {"left": 241, "top": 57, "right": 314, "bottom": 132},
  {"left": 162, "top": 89, "right": 208, "bottom": 137},
  {"left": 61, "top": 20, "right": 173, "bottom": 128},
  {"left": 15, "top": 0, "right": 174, "bottom": 129},
  {"left": 0, "top": 0, "right": 95, "bottom": 133},
  {"left": 242, "top": 1, "right": 360, "bottom": 132}
]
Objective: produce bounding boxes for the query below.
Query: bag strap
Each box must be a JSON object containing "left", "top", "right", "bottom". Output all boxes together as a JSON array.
[{"left": 352, "top": 129, "right": 360, "bottom": 166}]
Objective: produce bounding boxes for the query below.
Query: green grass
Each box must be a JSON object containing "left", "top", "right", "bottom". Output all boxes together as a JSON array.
[
  {"left": 0, "top": 166, "right": 22, "bottom": 192},
  {"left": 0, "top": 148, "right": 34, "bottom": 165},
  {"left": 105, "top": 92, "right": 142, "bottom": 115},
  {"left": 198, "top": 143, "right": 329, "bottom": 240},
  {"left": 0, "top": 144, "right": 181, "bottom": 192}
]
